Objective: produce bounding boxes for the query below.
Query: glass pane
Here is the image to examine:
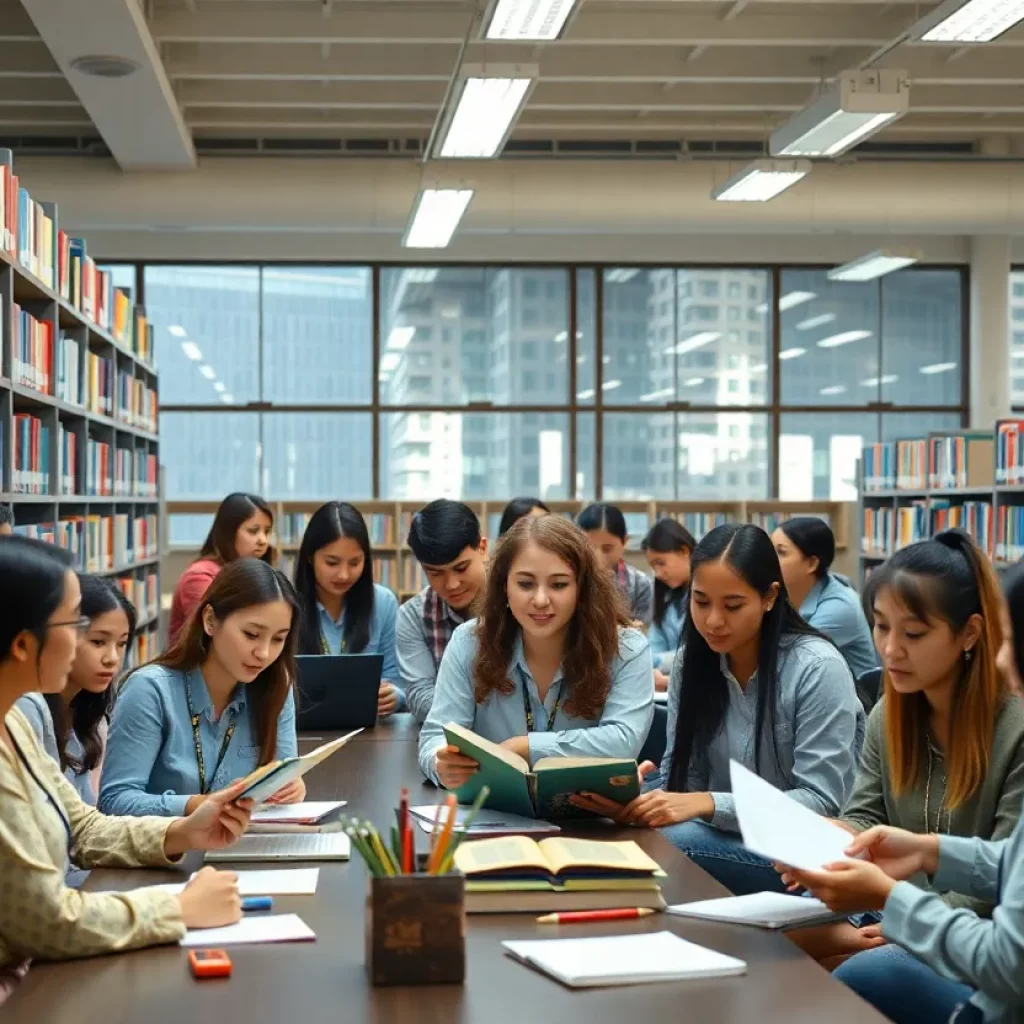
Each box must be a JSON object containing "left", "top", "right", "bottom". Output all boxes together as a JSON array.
[
  {"left": 379, "top": 268, "right": 569, "bottom": 406},
  {"left": 160, "top": 412, "right": 260, "bottom": 499},
  {"left": 779, "top": 269, "right": 880, "bottom": 406},
  {"left": 168, "top": 514, "right": 213, "bottom": 547},
  {"left": 679, "top": 412, "right": 770, "bottom": 499},
  {"left": 602, "top": 269, "right": 667, "bottom": 405},
  {"left": 881, "top": 270, "right": 962, "bottom": 406},
  {"left": 576, "top": 412, "right": 596, "bottom": 500},
  {"left": 261, "top": 266, "right": 372, "bottom": 404},
  {"left": 602, "top": 411, "right": 673, "bottom": 498},
  {"left": 144, "top": 266, "right": 260, "bottom": 405},
  {"left": 779, "top": 412, "right": 879, "bottom": 500},
  {"left": 1013, "top": 270, "right": 1024, "bottom": 407},
  {"left": 881, "top": 411, "right": 963, "bottom": 443},
  {"left": 261, "top": 413, "right": 372, "bottom": 499},
  {"left": 99, "top": 264, "right": 137, "bottom": 300},
  {"left": 381, "top": 412, "right": 571, "bottom": 499},
  {"left": 576, "top": 268, "right": 595, "bottom": 405}
]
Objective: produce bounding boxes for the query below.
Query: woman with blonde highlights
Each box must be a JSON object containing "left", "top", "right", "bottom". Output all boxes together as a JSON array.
[{"left": 418, "top": 514, "right": 654, "bottom": 788}]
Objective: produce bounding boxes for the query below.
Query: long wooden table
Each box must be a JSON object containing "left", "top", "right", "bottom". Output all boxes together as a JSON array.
[{"left": 4, "top": 717, "right": 885, "bottom": 1023}]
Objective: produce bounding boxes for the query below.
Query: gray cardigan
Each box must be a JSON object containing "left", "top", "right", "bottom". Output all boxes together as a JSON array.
[{"left": 841, "top": 697, "right": 1024, "bottom": 916}]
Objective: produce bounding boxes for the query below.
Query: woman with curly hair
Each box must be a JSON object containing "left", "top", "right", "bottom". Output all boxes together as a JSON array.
[{"left": 418, "top": 514, "right": 655, "bottom": 788}]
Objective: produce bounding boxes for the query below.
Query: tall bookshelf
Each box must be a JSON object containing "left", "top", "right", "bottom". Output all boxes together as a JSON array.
[
  {"left": 167, "top": 497, "right": 853, "bottom": 604},
  {"left": 0, "top": 150, "right": 161, "bottom": 666}
]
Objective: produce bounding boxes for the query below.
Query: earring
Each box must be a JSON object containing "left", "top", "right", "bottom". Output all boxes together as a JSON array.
[{"left": 964, "top": 648, "right": 974, "bottom": 663}]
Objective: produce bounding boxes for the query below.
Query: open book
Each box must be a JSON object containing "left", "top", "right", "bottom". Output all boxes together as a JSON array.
[
  {"left": 236, "top": 730, "right": 362, "bottom": 803},
  {"left": 443, "top": 722, "right": 639, "bottom": 819}
]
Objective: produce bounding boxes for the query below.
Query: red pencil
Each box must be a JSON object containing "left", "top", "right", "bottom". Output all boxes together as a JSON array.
[
  {"left": 399, "top": 787, "right": 411, "bottom": 874},
  {"left": 536, "top": 907, "right": 658, "bottom": 924}
]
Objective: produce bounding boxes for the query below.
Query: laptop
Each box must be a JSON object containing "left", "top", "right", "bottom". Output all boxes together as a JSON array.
[{"left": 295, "top": 654, "right": 383, "bottom": 731}]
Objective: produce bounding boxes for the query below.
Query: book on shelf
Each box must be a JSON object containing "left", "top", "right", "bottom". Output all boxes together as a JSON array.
[
  {"left": 13, "top": 413, "right": 51, "bottom": 494},
  {"left": 928, "top": 432, "right": 994, "bottom": 491},
  {"left": 14, "top": 521, "right": 57, "bottom": 543},
  {"left": 896, "top": 501, "right": 927, "bottom": 549},
  {"left": 56, "top": 517, "right": 86, "bottom": 570},
  {"left": 86, "top": 438, "right": 112, "bottom": 496},
  {"left": 862, "top": 441, "right": 896, "bottom": 492},
  {"left": 931, "top": 500, "right": 992, "bottom": 554},
  {"left": 56, "top": 333, "right": 82, "bottom": 406},
  {"left": 997, "top": 506, "right": 1024, "bottom": 563},
  {"left": 861, "top": 506, "right": 893, "bottom": 555},
  {"left": 16, "top": 188, "right": 56, "bottom": 288},
  {"left": 12, "top": 304, "right": 53, "bottom": 395},
  {"left": 896, "top": 439, "right": 927, "bottom": 490},
  {"left": 85, "top": 352, "right": 114, "bottom": 417},
  {"left": 996, "top": 420, "right": 1024, "bottom": 486},
  {"left": 0, "top": 150, "right": 16, "bottom": 256},
  {"left": 116, "top": 571, "right": 159, "bottom": 622},
  {"left": 372, "top": 556, "right": 394, "bottom": 588},
  {"left": 133, "top": 309, "right": 154, "bottom": 364},
  {"left": 116, "top": 373, "right": 157, "bottom": 432},
  {"left": 668, "top": 511, "right": 731, "bottom": 538},
  {"left": 58, "top": 424, "right": 77, "bottom": 495}
]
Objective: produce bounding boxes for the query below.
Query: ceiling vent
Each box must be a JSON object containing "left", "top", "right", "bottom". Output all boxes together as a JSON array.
[{"left": 69, "top": 55, "right": 141, "bottom": 79}]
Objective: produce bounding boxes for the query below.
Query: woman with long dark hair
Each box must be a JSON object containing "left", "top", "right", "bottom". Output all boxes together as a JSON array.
[
  {"left": 577, "top": 503, "right": 654, "bottom": 627},
  {"left": 642, "top": 518, "right": 696, "bottom": 683},
  {"left": 293, "top": 502, "right": 402, "bottom": 717},
  {"left": 498, "top": 497, "right": 550, "bottom": 537},
  {"left": 17, "top": 575, "right": 135, "bottom": 805},
  {"left": 573, "top": 522, "right": 864, "bottom": 895},
  {"left": 168, "top": 492, "right": 275, "bottom": 644},
  {"left": 101, "top": 558, "right": 302, "bottom": 816}
]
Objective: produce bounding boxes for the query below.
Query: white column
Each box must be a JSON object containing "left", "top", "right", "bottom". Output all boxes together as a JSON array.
[{"left": 970, "top": 235, "right": 1011, "bottom": 428}]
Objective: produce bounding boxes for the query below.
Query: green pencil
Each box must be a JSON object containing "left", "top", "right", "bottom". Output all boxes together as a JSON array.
[{"left": 438, "top": 785, "right": 491, "bottom": 874}]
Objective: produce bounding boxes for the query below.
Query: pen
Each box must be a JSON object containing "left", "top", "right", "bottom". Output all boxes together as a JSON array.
[
  {"left": 535, "top": 907, "right": 658, "bottom": 925},
  {"left": 241, "top": 897, "right": 274, "bottom": 912}
]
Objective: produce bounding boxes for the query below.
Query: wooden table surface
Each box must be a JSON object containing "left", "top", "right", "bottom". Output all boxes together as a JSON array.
[{"left": 3, "top": 716, "right": 885, "bottom": 1023}]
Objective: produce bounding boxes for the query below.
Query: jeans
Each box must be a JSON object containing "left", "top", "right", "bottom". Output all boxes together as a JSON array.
[
  {"left": 659, "top": 819, "right": 788, "bottom": 895},
  {"left": 833, "top": 944, "right": 976, "bottom": 1024}
]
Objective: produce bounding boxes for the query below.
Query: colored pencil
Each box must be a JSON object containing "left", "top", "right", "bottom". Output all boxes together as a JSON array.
[
  {"left": 428, "top": 794, "right": 458, "bottom": 874},
  {"left": 428, "top": 790, "right": 445, "bottom": 856},
  {"left": 536, "top": 908, "right": 658, "bottom": 924},
  {"left": 437, "top": 785, "right": 490, "bottom": 874},
  {"left": 399, "top": 788, "right": 411, "bottom": 874}
]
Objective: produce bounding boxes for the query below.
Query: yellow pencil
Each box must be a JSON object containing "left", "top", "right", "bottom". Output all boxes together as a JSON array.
[{"left": 428, "top": 794, "right": 458, "bottom": 874}]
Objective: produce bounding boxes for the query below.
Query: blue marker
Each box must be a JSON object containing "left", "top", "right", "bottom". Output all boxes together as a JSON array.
[{"left": 241, "top": 896, "right": 274, "bottom": 912}]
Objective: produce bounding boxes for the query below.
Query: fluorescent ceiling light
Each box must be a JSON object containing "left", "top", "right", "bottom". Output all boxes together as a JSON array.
[
  {"left": 712, "top": 159, "right": 811, "bottom": 202},
  {"left": 576, "top": 388, "right": 596, "bottom": 400},
  {"left": 817, "top": 329, "right": 872, "bottom": 349},
  {"left": 920, "top": 361, "right": 958, "bottom": 374},
  {"left": 820, "top": 385, "right": 847, "bottom": 395},
  {"left": 770, "top": 70, "right": 909, "bottom": 158},
  {"left": 554, "top": 330, "right": 568, "bottom": 342},
  {"left": 213, "top": 382, "right": 226, "bottom": 393},
  {"left": 437, "top": 65, "right": 535, "bottom": 159},
  {"left": 403, "top": 189, "right": 473, "bottom": 249},
  {"left": 640, "top": 387, "right": 675, "bottom": 402},
  {"left": 672, "top": 331, "right": 720, "bottom": 355},
  {"left": 828, "top": 249, "right": 920, "bottom": 282},
  {"left": 779, "top": 347, "right": 807, "bottom": 360},
  {"left": 380, "top": 353, "right": 401, "bottom": 373},
  {"left": 908, "top": 0, "right": 1024, "bottom": 42},
  {"left": 181, "top": 341, "right": 203, "bottom": 361},
  {"left": 749, "top": 362, "right": 768, "bottom": 373},
  {"left": 168, "top": 324, "right": 187, "bottom": 337},
  {"left": 404, "top": 268, "right": 439, "bottom": 283},
  {"left": 199, "top": 364, "right": 217, "bottom": 380},
  {"left": 601, "top": 379, "right": 622, "bottom": 391},
  {"left": 387, "top": 326, "right": 416, "bottom": 350},
  {"left": 861, "top": 374, "right": 899, "bottom": 386},
  {"left": 796, "top": 313, "right": 836, "bottom": 331},
  {"left": 221, "top": 393, "right": 234, "bottom": 404},
  {"left": 683, "top": 377, "right": 706, "bottom": 387},
  {"left": 756, "top": 291, "right": 815, "bottom": 314},
  {"left": 606, "top": 269, "right": 641, "bottom": 283},
  {"left": 485, "top": 0, "right": 578, "bottom": 39}
]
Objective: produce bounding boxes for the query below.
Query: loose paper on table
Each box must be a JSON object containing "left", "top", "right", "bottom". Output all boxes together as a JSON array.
[
  {"left": 180, "top": 913, "right": 315, "bottom": 947},
  {"left": 133, "top": 868, "right": 320, "bottom": 897}
]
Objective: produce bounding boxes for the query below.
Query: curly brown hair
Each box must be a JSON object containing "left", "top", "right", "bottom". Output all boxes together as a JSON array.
[{"left": 473, "top": 514, "right": 631, "bottom": 720}]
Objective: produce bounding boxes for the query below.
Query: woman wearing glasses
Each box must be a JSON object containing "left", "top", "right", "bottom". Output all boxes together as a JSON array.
[{"left": 0, "top": 536, "right": 251, "bottom": 992}]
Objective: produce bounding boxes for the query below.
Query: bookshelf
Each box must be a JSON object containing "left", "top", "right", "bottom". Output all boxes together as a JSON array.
[
  {"left": 858, "top": 423, "right": 1024, "bottom": 583},
  {"left": 165, "top": 498, "right": 853, "bottom": 604},
  {"left": 0, "top": 148, "right": 161, "bottom": 668}
]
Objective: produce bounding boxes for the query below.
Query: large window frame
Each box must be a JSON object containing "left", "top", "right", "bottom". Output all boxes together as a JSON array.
[{"left": 127, "top": 262, "right": 969, "bottom": 501}]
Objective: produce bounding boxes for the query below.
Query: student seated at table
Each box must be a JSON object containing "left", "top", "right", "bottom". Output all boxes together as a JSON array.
[
  {"left": 16, "top": 575, "right": 136, "bottom": 806},
  {"left": 571, "top": 522, "right": 864, "bottom": 896},
  {"left": 0, "top": 537, "right": 251, "bottom": 993},
  {"left": 772, "top": 517, "right": 879, "bottom": 680},
  {"left": 169, "top": 492, "right": 276, "bottom": 645},
  {"left": 578, "top": 503, "right": 654, "bottom": 628},
  {"left": 0, "top": 504, "right": 12, "bottom": 537},
  {"left": 399, "top": 499, "right": 488, "bottom": 725},
  {"left": 100, "top": 558, "right": 303, "bottom": 817},
  {"left": 498, "top": 496, "right": 550, "bottom": 538},
  {"left": 642, "top": 518, "right": 696, "bottom": 689},
  {"left": 419, "top": 514, "right": 654, "bottom": 788},
  {"left": 293, "top": 501, "right": 403, "bottom": 718}
]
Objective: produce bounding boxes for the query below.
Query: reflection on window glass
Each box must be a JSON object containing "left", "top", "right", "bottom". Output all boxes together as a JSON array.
[
  {"left": 160, "top": 412, "right": 260, "bottom": 500},
  {"left": 262, "top": 413, "right": 372, "bottom": 499},
  {"left": 576, "top": 413, "right": 596, "bottom": 499},
  {"left": 881, "top": 270, "right": 962, "bottom": 406},
  {"left": 602, "top": 269, "right": 771, "bottom": 406},
  {"left": 262, "top": 267, "right": 372, "bottom": 404},
  {"left": 576, "top": 269, "right": 596, "bottom": 406},
  {"left": 144, "top": 266, "right": 260, "bottom": 405},
  {"left": 881, "top": 411, "right": 963, "bottom": 444},
  {"left": 379, "top": 268, "right": 569, "bottom": 406},
  {"left": 381, "top": 413, "right": 572, "bottom": 500},
  {"left": 1010, "top": 271, "right": 1024, "bottom": 407},
  {"left": 779, "top": 413, "right": 879, "bottom": 500}
]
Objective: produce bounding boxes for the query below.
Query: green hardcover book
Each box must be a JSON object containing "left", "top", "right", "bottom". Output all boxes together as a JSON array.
[{"left": 443, "top": 722, "right": 640, "bottom": 819}]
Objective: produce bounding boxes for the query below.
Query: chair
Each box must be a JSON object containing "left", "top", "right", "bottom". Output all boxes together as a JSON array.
[
  {"left": 639, "top": 703, "right": 667, "bottom": 767},
  {"left": 856, "top": 667, "right": 883, "bottom": 712}
]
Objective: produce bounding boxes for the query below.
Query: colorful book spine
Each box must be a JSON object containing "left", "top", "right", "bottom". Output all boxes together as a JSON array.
[
  {"left": 896, "top": 440, "right": 927, "bottom": 490},
  {"left": 895, "top": 501, "right": 928, "bottom": 548},
  {"left": 930, "top": 500, "right": 993, "bottom": 555},
  {"left": 12, "top": 304, "right": 53, "bottom": 395},
  {"left": 13, "top": 521, "right": 56, "bottom": 544},
  {"left": 86, "top": 438, "right": 112, "bottom": 496},
  {"left": 12, "top": 413, "right": 50, "bottom": 494},
  {"left": 373, "top": 557, "right": 395, "bottom": 588},
  {"left": 862, "top": 507, "right": 893, "bottom": 555},
  {"left": 996, "top": 420, "right": 1024, "bottom": 486},
  {"left": 862, "top": 442, "right": 896, "bottom": 492},
  {"left": 56, "top": 333, "right": 81, "bottom": 405},
  {"left": 58, "top": 424, "right": 77, "bottom": 495},
  {"left": 85, "top": 351, "right": 114, "bottom": 417}
]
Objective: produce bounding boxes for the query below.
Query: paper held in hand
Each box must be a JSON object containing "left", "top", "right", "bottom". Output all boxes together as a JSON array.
[
  {"left": 236, "top": 730, "right": 363, "bottom": 803},
  {"left": 729, "top": 760, "right": 854, "bottom": 872}
]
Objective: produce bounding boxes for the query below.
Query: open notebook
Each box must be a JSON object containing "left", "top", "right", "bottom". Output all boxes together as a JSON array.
[
  {"left": 502, "top": 931, "right": 746, "bottom": 988},
  {"left": 206, "top": 832, "right": 350, "bottom": 862},
  {"left": 668, "top": 892, "right": 840, "bottom": 930}
]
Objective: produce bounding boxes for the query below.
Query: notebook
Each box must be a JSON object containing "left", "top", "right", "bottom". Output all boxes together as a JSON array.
[
  {"left": 139, "top": 868, "right": 320, "bottom": 897},
  {"left": 236, "top": 730, "right": 362, "bottom": 803},
  {"left": 467, "top": 887, "right": 666, "bottom": 915},
  {"left": 409, "top": 804, "right": 561, "bottom": 838},
  {"left": 251, "top": 801, "right": 347, "bottom": 826},
  {"left": 502, "top": 931, "right": 747, "bottom": 988},
  {"left": 180, "top": 914, "right": 315, "bottom": 947},
  {"left": 205, "top": 832, "right": 351, "bottom": 862},
  {"left": 667, "top": 892, "right": 839, "bottom": 929}
]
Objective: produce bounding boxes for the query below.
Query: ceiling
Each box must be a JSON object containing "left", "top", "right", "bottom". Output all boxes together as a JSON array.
[{"left": 3, "top": 0, "right": 1024, "bottom": 169}]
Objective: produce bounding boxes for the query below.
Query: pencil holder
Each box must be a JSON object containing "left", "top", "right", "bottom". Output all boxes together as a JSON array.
[{"left": 365, "top": 869, "right": 466, "bottom": 986}]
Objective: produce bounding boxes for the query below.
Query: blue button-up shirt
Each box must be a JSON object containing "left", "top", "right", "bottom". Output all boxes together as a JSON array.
[
  {"left": 649, "top": 597, "right": 686, "bottom": 671},
  {"left": 800, "top": 573, "right": 879, "bottom": 681},
  {"left": 659, "top": 634, "right": 865, "bottom": 833},
  {"left": 317, "top": 583, "right": 404, "bottom": 710},
  {"left": 99, "top": 664, "right": 297, "bottom": 817},
  {"left": 14, "top": 693, "right": 98, "bottom": 805},
  {"left": 419, "top": 621, "right": 654, "bottom": 785}
]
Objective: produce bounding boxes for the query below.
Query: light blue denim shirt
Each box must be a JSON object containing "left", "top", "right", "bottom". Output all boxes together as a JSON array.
[
  {"left": 99, "top": 663, "right": 297, "bottom": 817},
  {"left": 14, "top": 693, "right": 98, "bottom": 805},
  {"left": 419, "top": 621, "right": 655, "bottom": 785},
  {"left": 317, "top": 583, "right": 405, "bottom": 710},
  {"left": 800, "top": 573, "right": 879, "bottom": 681},
  {"left": 883, "top": 792, "right": 1024, "bottom": 1022},
  {"left": 659, "top": 634, "right": 865, "bottom": 833},
  {"left": 649, "top": 597, "right": 686, "bottom": 670}
]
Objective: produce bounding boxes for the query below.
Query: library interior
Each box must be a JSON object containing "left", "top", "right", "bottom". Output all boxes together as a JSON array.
[{"left": 2, "top": 0, "right": 1024, "bottom": 1022}]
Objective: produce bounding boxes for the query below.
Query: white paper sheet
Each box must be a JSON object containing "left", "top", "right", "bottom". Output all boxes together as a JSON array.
[
  {"left": 205, "top": 832, "right": 350, "bottom": 862},
  {"left": 667, "top": 892, "right": 835, "bottom": 928},
  {"left": 729, "top": 760, "right": 853, "bottom": 872},
  {"left": 251, "top": 802, "right": 346, "bottom": 824},
  {"left": 179, "top": 913, "right": 315, "bottom": 947},
  {"left": 133, "top": 868, "right": 321, "bottom": 898}
]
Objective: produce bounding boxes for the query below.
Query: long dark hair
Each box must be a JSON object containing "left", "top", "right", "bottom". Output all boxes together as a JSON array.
[
  {"left": 1002, "top": 560, "right": 1024, "bottom": 683},
  {"left": 642, "top": 519, "right": 696, "bottom": 628},
  {"left": 199, "top": 492, "right": 275, "bottom": 566},
  {"left": 779, "top": 517, "right": 836, "bottom": 581},
  {"left": 667, "top": 523, "right": 831, "bottom": 791},
  {"left": 577, "top": 503, "right": 628, "bottom": 541},
  {"left": 499, "top": 497, "right": 550, "bottom": 537},
  {"left": 45, "top": 575, "right": 136, "bottom": 774},
  {"left": 129, "top": 558, "right": 299, "bottom": 765},
  {"left": 293, "top": 501, "right": 375, "bottom": 655},
  {"left": 0, "top": 536, "right": 73, "bottom": 665}
]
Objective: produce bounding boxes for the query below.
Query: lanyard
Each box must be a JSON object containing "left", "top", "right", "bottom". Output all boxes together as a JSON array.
[
  {"left": 8, "top": 729, "right": 74, "bottom": 856},
  {"left": 521, "top": 679, "right": 562, "bottom": 733},
  {"left": 319, "top": 629, "right": 346, "bottom": 655},
  {"left": 184, "top": 675, "right": 238, "bottom": 795}
]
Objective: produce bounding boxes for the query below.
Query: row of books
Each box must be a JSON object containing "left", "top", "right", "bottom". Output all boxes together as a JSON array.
[
  {"left": 125, "top": 629, "right": 155, "bottom": 671},
  {"left": 115, "top": 572, "right": 159, "bottom": 623},
  {"left": 5, "top": 186, "right": 55, "bottom": 288},
  {"left": 11, "top": 304, "right": 54, "bottom": 395},
  {"left": 930, "top": 500, "right": 993, "bottom": 554},
  {"left": 400, "top": 558, "right": 426, "bottom": 594},
  {"left": 664, "top": 511, "right": 733, "bottom": 539},
  {"left": 996, "top": 420, "right": 1024, "bottom": 486},
  {"left": 862, "top": 442, "right": 897, "bottom": 492},
  {"left": 373, "top": 557, "right": 395, "bottom": 589},
  {"left": 12, "top": 413, "right": 50, "bottom": 494},
  {"left": 997, "top": 506, "right": 1024, "bottom": 563},
  {"left": 116, "top": 373, "right": 158, "bottom": 433},
  {"left": 86, "top": 351, "right": 114, "bottom": 418},
  {"left": 114, "top": 449, "right": 158, "bottom": 498},
  {"left": 58, "top": 424, "right": 76, "bottom": 495},
  {"left": 276, "top": 511, "right": 397, "bottom": 547},
  {"left": 928, "top": 433, "right": 994, "bottom": 491},
  {"left": 12, "top": 514, "right": 158, "bottom": 571},
  {"left": 56, "top": 334, "right": 81, "bottom": 406}
]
